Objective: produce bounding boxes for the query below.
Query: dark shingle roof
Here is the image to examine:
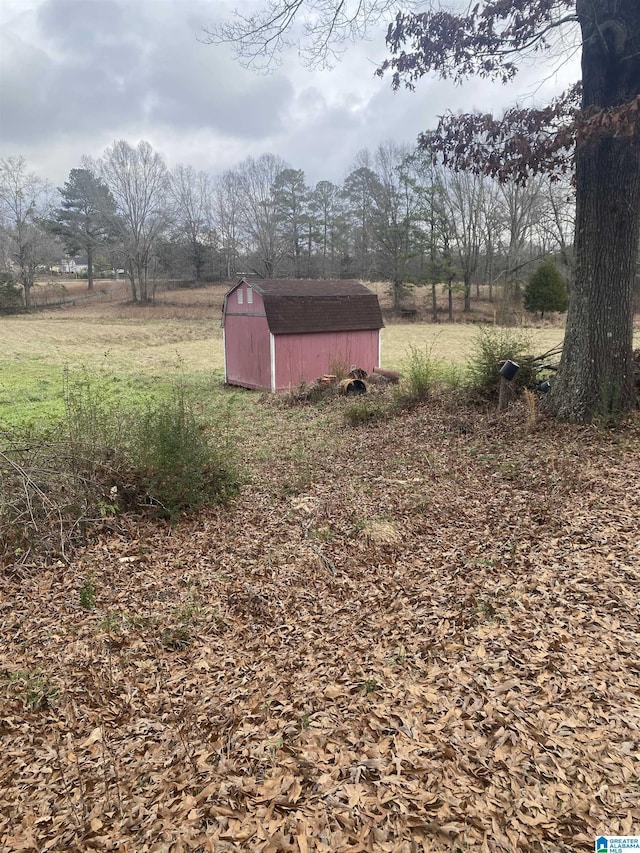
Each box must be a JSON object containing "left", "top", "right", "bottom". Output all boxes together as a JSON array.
[{"left": 239, "top": 279, "right": 384, "bottom": 334}]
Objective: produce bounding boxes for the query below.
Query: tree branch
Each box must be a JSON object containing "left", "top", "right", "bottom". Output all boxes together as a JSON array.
[
  {"left": 378, "top": 4, "right": 579, "bottom": 88},
  {"left": 201, "top": 0, "right": 410, "bottom": 70}
]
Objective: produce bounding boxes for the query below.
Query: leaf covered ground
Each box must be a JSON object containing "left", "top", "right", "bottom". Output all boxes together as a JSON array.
[{"left": 1, "top": 397, "right": 639, "bottom": 852}]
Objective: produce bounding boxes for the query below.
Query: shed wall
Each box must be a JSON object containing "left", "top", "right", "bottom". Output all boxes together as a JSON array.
[
  {"left": 273, "top": 329, "right": 380, "bottom": 390},
  {"left": 225, "top": 282, "right": 266, "bottom": 317},
  {"left": 224, "top": 313, "right": 271, "bottom": 389},
  {"left": 224, "top": 284, "right": 273, "bottom": 389}
]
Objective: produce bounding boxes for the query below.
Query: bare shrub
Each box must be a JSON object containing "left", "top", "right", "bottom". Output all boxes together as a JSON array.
[{"left": 0, "top": 374, "right": 240, "bottom": 568}]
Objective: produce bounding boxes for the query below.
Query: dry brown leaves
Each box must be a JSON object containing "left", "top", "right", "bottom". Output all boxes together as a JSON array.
[{"left": 1, "top": 399, "right": 639, "bottom": 852}]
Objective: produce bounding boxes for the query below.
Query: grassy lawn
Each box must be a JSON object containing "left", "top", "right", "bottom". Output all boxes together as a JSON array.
[
  {"left": 0, "top": 307, "right": 569, "bottom": 427},
  {"left": 0, "top": 315, "right": 223, "bottom": 426},
  {"left": 381, "top": 322, "right": 565, "bottom": 369}
]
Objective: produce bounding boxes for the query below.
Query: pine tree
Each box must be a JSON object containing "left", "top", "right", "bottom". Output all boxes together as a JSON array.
[
  {"left": 0, "top": 271, "right": 22, "bottom": 311},
  {"left": 524, "top": 261, "right": 569, "bottom": 319},
  {"left": 50, "top": 169, "right": 117, "bottom": 290}
]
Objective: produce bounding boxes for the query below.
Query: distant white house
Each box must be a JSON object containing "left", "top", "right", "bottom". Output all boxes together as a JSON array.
[{"left": 50, "top": 257, "right": 89, "bottom": 275}]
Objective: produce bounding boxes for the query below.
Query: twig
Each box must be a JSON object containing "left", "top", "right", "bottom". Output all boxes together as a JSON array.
[
  {"left": 53, "top": 738, "right": 84, "bottom": 831},
  {"left": 307, "top": 541, "right": 336, "bottom": 575},
  {"left": 101, "top": 729, "right": 124, "bottom": 817}
]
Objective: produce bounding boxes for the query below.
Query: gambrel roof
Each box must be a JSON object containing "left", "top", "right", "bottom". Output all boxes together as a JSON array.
[{"left": 227, "top": 279, "right": 384, "bottom": 335}]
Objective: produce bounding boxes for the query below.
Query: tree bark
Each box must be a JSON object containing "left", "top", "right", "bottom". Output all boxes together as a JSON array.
[
  {"left": 551, "top": 136, "right": 640, "bottom": 420},
  {"left": 550, "top": 0, "right": 640, "bottom": 421},
  {"left": 463, "top": 275, "right": 472, "bottom": 312},
  {"left": 393, "top": 278, "right": 401, "bottom": 312},
  {"left": 139, "top": 262, "right": 150, "bottom": 303},
  {"left": 23, "top": 281, "right": 32, "bottom": 310},
  {"left": 128, "top": 265, "right": 137, "bottom": 302},
  {"left": 87, "top": 245, "right": 94, "bottom": 291}
]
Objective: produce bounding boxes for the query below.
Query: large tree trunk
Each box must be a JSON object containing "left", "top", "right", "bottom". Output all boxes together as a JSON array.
[
  {"left": 550, "top": 0, "right": 640, "bottom": 421},
  {"left": 463, "top": 273, "right": 472, "bottom": 312},
  {"left": 87, "top": 245, "right": 94, "bottom": 291},
  {"left": 139, "top": 263, "right": 150, "bottom": 303},
  {"left": 128, "top": 264, "right": 137, "bottom": 302},
  {"left": 392, "top": 277, "right": 406, "bottom": 312},
  {"left": 23, "top": 281, "right": 32, "bottom": 310},
  {"left": 551, "top": 137, "right": 640, "bottom": 420}
]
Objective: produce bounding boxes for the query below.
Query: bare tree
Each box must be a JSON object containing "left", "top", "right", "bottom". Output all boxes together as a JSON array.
[
  {"left": 537, "top": 177, "right": 575, "bottom": 274},
  {"left": 436, "top": 168, "right": 486, "bottom": 313},
  {"left": 99, "top": 140, "right": 170, "bottom": 303},
  {"left": 478, "top": 179, "right": 501, "bottom": 304},
  {"left": 214, "top": 169, "right": 243, "bottom": 280},
  {"left": 494, "top": 177, "right": 547, "bottom": 306},
  {"left": 371, "top": 142, "right": 422, "bottom": 311},
  {"left": 170, "top": 165, "right": 213, "bottom": 282},
  {"left": 0, "top": 156, "right": 54, "bottom": 309},
  {"left": 235, "top": 153, "right": 288, "bottom": 278}
]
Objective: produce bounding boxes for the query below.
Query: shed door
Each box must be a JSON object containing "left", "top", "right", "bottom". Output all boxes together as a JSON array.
[{"left": 225, "top": 314, "right": 271, "bottom": 389}]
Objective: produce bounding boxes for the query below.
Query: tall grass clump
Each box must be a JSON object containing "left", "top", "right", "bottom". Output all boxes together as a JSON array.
[
  {"left": 393, "top": 346, "right": 441, "bottom": 408},
  {"left": 63, "top": 369, "right": 125, "bottom": 466},
  {"left": 343, "top": 346, "right": 459, "bottom": 426},
  {"left": 63, "top": 372, "right": 239, "bottom": 517},
  {"left": 466, "top": 327, "right": 534, "bottom": 398}
]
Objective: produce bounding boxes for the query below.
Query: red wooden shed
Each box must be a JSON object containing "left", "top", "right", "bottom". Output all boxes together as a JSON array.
[{"left": 222, "top": 279, "right": 384, "bottom": 391}]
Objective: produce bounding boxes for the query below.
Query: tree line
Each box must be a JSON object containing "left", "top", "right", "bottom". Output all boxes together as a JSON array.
[{"left": 0, "top": 140, "right": 577, "bottom": 315}]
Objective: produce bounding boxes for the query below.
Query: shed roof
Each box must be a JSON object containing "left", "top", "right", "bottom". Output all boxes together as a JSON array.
[{"left": 233, "top": 279, "right": 384, "bottom": 334}]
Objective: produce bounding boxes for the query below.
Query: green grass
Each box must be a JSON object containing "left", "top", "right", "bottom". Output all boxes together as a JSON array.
[
  {"left": 0, "top": 361, "right": 175, "bottom": 429},
  {"left": 0, "top": 314, "right": 224, "bottom": 426},
  {"left": 0, "top": 315, "right": 569, "bottom": 427},
  {"left": 0, "top": 361, "right": 64, "bottom": 426},
  {"left": 6, "top": 313, "right": 637, "bottom": 429}
]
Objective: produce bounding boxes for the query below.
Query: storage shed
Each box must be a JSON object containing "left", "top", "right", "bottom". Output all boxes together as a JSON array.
[{"left": 222, "top": 279, "right": 384, "bottom": 391}]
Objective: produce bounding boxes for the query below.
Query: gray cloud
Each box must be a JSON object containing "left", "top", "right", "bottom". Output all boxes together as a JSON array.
[
  {"left": 1, "top": 0, "right": 293, "bottom": 148},
  {"left": 0, "top": 33, "right": 56, "bottom": 143},
  {"left": 2, "top": 0, "right": 147, "bottom": 145},
  {"left": 145, "top": 37, "right": 292, "bottom": 138},
  {"left": 0, "top": 0, "right": 580, "bottom": 187},
  {"left": 37, "top": 0, "right": 129, "bottom": 56}
]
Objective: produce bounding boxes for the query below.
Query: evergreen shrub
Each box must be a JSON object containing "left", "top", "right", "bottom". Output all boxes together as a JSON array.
[{"left": 524, "top": 260, "right": 569, "bottom": 318}]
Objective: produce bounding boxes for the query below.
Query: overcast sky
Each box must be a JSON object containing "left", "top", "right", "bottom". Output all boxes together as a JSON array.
[{"left": 0, "top": 0, "right": 581, "bottom": 189}]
